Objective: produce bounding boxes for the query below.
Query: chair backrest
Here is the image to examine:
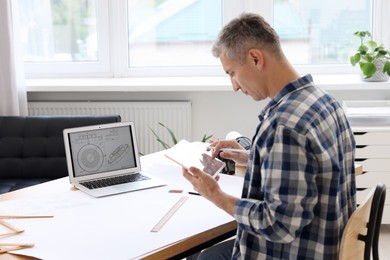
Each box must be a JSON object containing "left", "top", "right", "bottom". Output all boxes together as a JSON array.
[
  {"left": 372, "top": 183, "right": 386, "bottom": 260},
  {"left": 339, "top": 183, "right": 386, "bottom": 260}
]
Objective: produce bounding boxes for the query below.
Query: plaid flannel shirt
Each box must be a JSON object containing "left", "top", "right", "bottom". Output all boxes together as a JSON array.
[{"left": 232, "top": 74, "right": 356, "bottom": 259}]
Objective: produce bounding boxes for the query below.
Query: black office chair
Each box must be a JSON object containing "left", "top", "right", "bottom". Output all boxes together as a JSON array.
[
  {"left": 372, "top": 183, "right": 386, "bottom": 260},
  {"left": 339, "top": 182, "right": 386, "bottom": 260}
]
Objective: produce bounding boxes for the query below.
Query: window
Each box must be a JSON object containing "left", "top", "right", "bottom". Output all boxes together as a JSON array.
[
  {"left": 13, "top": 0, "right": 388, "bottom": 78},
  {"left": 275, "top": 0, "right": 372, "bottom": 65},
  {"left": 18, "top": 0, "right": 98, "bottom": 62},
  {"left": 128, "top": 0, "right": 222, "bottom": 68},
  {"left": 14, "top": 0, "right": 109, "bottom": 78}
]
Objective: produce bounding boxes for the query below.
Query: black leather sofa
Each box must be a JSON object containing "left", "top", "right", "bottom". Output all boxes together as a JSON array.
[{"left": 0, "top": 115, "right": 121, "bottom": 194}]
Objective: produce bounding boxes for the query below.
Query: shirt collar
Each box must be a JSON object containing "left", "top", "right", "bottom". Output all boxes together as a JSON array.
[{"left": 258, "top": 74, "right": 314, "bottom": 121}]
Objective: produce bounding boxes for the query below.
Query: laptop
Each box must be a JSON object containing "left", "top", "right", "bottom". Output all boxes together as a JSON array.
[{"left": 63, "top": 121, "right": 166, "bottom": 197}]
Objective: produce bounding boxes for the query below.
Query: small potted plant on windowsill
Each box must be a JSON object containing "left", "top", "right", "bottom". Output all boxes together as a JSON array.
[{"left": 350, "top": 31, "right": 390, "bottom": 82}]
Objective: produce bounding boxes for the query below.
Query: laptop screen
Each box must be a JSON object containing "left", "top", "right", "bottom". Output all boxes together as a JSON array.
[{"left": 67, "top": 125, "right": 137, "bottom": 178}]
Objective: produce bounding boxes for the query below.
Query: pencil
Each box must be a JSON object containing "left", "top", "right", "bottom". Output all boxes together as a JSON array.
[
  {"left": 208, "top": 147, "right": 250, "bottom": 155},
  {"left": 0, "top": 219, "right": 24, "bottom": 233},
  {"left": 0, "top": 243, "right": 34, "bottom": 247},
  {"left": 0, "top": 231, "right": 22, "bottom": 237},
  {"left": 0, "top": 215, "right": 54, "bottom": 219},
  {"left": 0, "top": 244, "right": 34, "bottom": 254},
  {"left": 220, "top": 148, "right": 250, "bottom": 154}
]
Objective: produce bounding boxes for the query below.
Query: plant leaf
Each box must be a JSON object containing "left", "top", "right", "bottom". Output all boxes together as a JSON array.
[
  {"left": 378, "top": 49, "right": 388, "bottom": 57},
  {"left": 367, "top": 40, "right": 377, "bottom": 50},
  {"left": 149, "top": 126, "right": 171, "bottom": 149},
  {"left": 360, "top": 62, "right": 377, "bottom": 79},
  {"left": 201, "top": 134, "right": 213, "bottom": 143},
  {"left": 158, "top": 122, "right": 178, "bottom": 145},
  {"left": 350, "top": 53, "right": 360, "bottom": 66},
  {"left": 358, "top": 45, "right": 368, "bottom": 54},
  {"left": 383, "top": 61, "right": 390, "bottom": 76}
]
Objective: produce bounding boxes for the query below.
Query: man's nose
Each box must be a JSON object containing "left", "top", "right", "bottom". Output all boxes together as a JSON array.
[{"left": 231, "top": 79, "right": 241, "bottom": 92}]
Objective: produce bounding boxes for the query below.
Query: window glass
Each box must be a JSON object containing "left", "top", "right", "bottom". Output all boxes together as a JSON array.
[
  {"left": 274, "top": 0, "right": 372, "bottom": 64},
  {"left": 14, "top": 0, "right": 382, "bottom": 77},
  {"left": 127, "top": 0, "right": 223, "bottom": 68},
  {"left": 17, "top": 0, "right": 98, "bottom": 62}
]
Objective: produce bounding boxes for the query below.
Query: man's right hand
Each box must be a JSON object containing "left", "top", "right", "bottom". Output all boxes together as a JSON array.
[{"left": 208, "top": 139, "right": 249, "bottom": 166}]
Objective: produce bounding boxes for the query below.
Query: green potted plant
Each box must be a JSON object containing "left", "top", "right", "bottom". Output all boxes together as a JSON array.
[
  {"left": 350, "top": 31, "right": 390, "bottom": 82},
  {"left": 150, "top": 122, "right": 213, "bottom": 149}
]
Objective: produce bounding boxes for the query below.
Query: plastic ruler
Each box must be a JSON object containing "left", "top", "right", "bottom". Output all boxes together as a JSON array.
[{"left": 151, "top": 196, "right": 189, "bottom": 232}]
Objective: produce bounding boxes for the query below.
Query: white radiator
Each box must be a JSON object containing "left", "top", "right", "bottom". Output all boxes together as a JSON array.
[{"left": 28, "top": 101, "right": 192, "bottom": 155}]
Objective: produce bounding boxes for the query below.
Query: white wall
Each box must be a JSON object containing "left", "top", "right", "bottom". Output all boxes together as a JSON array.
[{"left": 27, "top": 84, "right": 390, "bottom": 143}]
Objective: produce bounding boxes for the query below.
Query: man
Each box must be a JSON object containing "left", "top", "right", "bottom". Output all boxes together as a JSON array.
[{"left": 182, "top": 13, "right": 356, "bottom": 259}]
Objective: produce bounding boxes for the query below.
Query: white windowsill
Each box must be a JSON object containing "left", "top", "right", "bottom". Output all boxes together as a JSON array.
[{"left": 26, "top": 74, "right": 390, "bottom": 92}]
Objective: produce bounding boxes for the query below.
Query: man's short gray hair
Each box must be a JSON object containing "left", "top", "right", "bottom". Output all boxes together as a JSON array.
[{"left": 212, "top": 13, "right": 283, "bottom": 63}]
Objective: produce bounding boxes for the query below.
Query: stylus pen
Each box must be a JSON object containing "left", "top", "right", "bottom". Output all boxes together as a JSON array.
[{"left": 208, "top": 147, "right": 250, "bottom": 155}]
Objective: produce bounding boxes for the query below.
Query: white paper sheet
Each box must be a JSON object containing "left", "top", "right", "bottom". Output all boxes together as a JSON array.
[{"left": 164, "top": 140, "right": 225, "bottom": 177}]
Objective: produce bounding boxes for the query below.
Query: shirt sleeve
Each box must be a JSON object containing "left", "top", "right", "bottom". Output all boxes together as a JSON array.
[{"left": 234, "top": 125, "right": 319, "bottom": 243}]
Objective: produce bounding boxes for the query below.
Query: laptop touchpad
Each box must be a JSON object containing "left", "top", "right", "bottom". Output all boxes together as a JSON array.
[{"left": 114, "top": 183, "right": 140, "bottom": 192}]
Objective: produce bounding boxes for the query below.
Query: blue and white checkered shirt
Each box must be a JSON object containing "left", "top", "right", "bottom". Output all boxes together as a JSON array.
[{"left": 232, "top": 75, "right": 356, "bottom": 259}]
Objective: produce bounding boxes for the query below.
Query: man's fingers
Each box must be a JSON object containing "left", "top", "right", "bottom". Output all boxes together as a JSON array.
[
  {"left": 182, "top": 166, "right": 202, "bottom": 180},
  {"left": 188, "top": 166, "right": 202, "bottom": 176},
  {"left": 182, "top": 167, "right": 193, "bottom": 180},
  {"left": 219, "top": 151, "right": 236, "bottom": 160}
]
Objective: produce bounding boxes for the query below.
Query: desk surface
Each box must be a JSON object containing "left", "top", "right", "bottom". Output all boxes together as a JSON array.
[
  {"left": 0, "top": 150, "right": 242, "bottom": 260},
  {"left": 0, "top": 178, "right": 238, "bottom": 260}
]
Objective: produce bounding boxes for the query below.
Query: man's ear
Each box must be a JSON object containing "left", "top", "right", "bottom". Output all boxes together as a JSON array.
[{"left": 248, "top": 49, "right": 263, "bottom": 66}]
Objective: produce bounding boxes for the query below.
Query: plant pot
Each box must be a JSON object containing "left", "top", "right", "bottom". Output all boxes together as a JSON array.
[{"left": 360, "top": 59, "right": 390, "bottom": 82}]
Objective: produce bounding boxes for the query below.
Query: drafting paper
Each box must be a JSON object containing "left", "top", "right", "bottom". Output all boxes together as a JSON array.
[{"left": 164, "top": 140, "right": 225, "bottom": 177}]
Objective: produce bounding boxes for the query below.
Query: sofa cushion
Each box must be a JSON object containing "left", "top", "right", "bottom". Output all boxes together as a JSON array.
[{"left": 0, "top": 115, "right": 121, "bottom": 193}]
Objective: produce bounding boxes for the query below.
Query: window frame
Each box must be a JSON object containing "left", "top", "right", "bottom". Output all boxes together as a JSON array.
[{"left": 20, "top": 0, "right": 389, "bottom": 79}]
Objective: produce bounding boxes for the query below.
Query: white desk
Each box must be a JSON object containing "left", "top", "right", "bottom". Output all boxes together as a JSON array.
[{"left": 0, "top": 150, "right": 243, "bottom": 260}]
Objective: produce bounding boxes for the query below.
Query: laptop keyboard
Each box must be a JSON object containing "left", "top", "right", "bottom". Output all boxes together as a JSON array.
[{"left": 80, "top": 173, "right": 151, "bottom": 190}]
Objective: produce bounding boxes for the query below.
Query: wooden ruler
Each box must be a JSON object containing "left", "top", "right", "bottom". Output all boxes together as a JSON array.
[{"left": 151, "top": 196, "right": 189, "bottom": 232}]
